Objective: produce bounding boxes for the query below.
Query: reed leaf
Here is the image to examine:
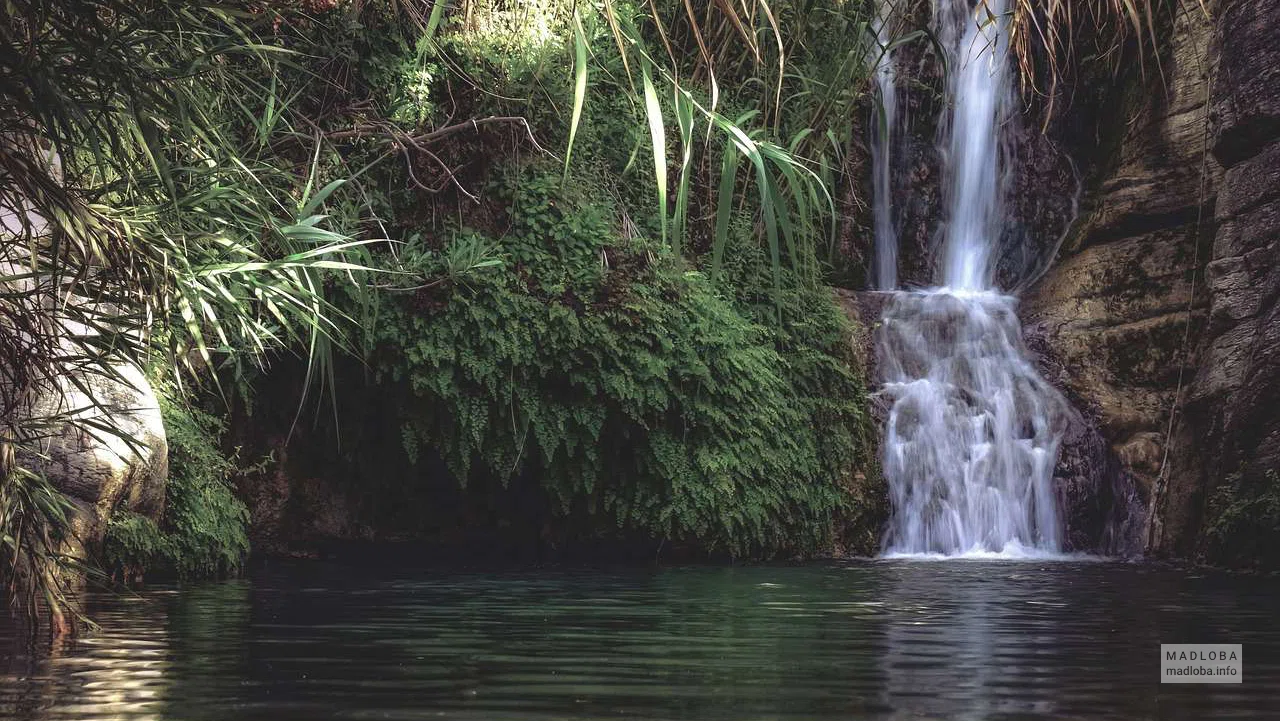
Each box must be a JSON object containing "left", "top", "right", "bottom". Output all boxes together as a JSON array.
[
  {"left": 711, "top": 139, "right": 740, "bottom": 279},
  {"left": 640, "top": 62, "right": 669, "bottom": 249},
  {"left": 563, "top": 9, "right": 590, "bottom": 186},
  {"left": 423, "top": 0, "right": 449, "bottom": 46},
  {"left": 672, "top": 89, "right": 696, "bottom": 259}
]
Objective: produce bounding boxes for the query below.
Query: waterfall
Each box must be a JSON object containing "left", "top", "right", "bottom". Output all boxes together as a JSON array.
[
  {"left": 878, "top": 0, "right": 1069, "bottom": 558},
  {"left": 936, "top": 0, "right": 1009, "bottom": 291},
  {"left": 869, "top": 0, "right": 900, "bottom": 290},
  {"left": 878, "top": 290, "right": 1067, "bottom": 557}
]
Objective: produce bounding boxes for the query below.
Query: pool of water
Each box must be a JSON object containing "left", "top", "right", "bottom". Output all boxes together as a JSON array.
[{"left": 2, "top": 559, "right": 1278, "bottom": 720}]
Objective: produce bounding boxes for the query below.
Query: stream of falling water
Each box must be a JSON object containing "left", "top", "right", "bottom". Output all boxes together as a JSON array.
[
  {"left": 878, "top": 0, "right": 1070, "bottom": 558},
  {"left": 870, "top": 0, "right": 900, "bottom": 290}
]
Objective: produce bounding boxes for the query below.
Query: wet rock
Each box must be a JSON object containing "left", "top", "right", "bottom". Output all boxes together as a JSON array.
[
  {"left": 1024, "top": 318, "right": 1147, "bottom": 555},
  {"left": 1024, "top": 0, "right": 1216, "bottom": 510},
  {"left": 1053, "top": 411, "right": 1146, "bottom": 556}
]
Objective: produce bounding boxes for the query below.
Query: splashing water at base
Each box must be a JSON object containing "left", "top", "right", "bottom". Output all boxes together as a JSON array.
[
  {"left": 879, "top": 290, "right": 1070, "bottom": 557},
  {"left": 880, "top": 540, "right": 1089, "bottom": 561}
]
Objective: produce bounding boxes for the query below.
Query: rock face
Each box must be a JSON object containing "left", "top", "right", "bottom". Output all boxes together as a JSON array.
[
  {"left": 237, "top": 431, "right": 368, "bottom": 556},
  {"left": 1152, "top": 0, "right": 1280, "bottom": 563},
  {"left": 22, "top": 359, "right": 168, "bottom": 562},
  {"left": 1027, "top": 0, "right": 1280, "bottom": 564},
  {"left": 1024, "top": 0, "right": 1218, "bottom": 501}
]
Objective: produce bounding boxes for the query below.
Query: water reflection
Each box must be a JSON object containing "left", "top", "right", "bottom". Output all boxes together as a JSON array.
[
  {"left": 2, "top": 561, "right": 1278, "bottom": 720},
  {"left": 0, "top": 581, "right": 251, "bottom": 720},
  {"left": 1, "top": 595, "right": 171, "bottom": 719}
]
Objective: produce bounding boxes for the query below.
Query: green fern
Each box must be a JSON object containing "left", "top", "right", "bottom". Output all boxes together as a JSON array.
[
  {"left": 104, "top": 399, "right": 250, "bottom": 579},
  {"left": 372, "top": 166, "right": 873, "bottom": 556}
]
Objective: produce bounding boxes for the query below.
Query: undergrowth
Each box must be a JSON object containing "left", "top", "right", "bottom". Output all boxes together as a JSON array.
[
  {"left": 111, "top": 0, "right": 883, "bottom": 570},
  {"left": 104, "top": 399, "right": 249, "bottom": 580},
  {"left": 370, "top": 165, "right": 874, "bottom": 556},
  {"left": 1204, "top": 470, "right": 1280, "bottom": 570}
]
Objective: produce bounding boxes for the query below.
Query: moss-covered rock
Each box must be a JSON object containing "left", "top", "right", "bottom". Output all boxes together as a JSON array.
[{"left": 104, "top": 398, "right": 249, "bottom": 580}]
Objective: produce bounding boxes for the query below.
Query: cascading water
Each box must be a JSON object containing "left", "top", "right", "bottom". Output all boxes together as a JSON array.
[
  {"left": 935, "top": 0, "right": 1008, "bottom": 293},
  {"left": 878, "top": 290, "right": 1068, "bottom": 556},
  {"left": 869, "top": 0, "right": 900, "bottom": 290},
  {"left": 878, "top": 0, "right": 1070, "bottom": 557}
]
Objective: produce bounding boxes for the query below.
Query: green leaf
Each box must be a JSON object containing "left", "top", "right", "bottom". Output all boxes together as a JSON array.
[
  {"left": 299, "top": 179, "right": 347, "bottom": 219},
  {"left": 563, "top": 9, "right": 590, "bottom": 186},
  {"left": 672, "top": 88, "right": 696, "bottom": 260},
  {"left": 424, "top": 0, "right": 448, "bottom": 47},
  {"left": 641, "top": 62, "right": 668, "bottom": 248}
]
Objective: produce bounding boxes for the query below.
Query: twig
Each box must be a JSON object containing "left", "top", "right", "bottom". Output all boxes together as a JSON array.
[
  {"left": 419, "top": 148, "right": 478, "bottom": 203},
  {"left": 294, "top": 116, "right": 550, "bottom": 202},
  {"left": 323, "top": 116, "right": 546, "bottom": 153},
  {"left": 402, "top": 149, "right": 441, "bottom": 193}
]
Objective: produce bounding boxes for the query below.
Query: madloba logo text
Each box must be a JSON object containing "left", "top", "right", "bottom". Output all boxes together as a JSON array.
[{"left": 1160, "top": 644, "right": 1242, "bottom": 684}]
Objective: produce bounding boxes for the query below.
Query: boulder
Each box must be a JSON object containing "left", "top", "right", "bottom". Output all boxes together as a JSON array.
[
  {"left": 27, "top": 361, "right": 167, "bottom": 551},
  {"left": 2, "top": 259, "right": 167, "bottom": 565}
]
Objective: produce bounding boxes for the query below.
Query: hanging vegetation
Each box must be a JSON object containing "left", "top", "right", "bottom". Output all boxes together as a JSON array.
[
  {"left": 2, "top": 0, "right": 1073, "bottom": 628},
  {"left": 0, "top": 0, "right": 408, "bottom": 632}
]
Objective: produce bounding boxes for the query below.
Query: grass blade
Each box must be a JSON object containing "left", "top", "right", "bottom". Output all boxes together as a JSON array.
[
  {"left": 563, "top": 9, "right": 590, "bottom": 186},
  {"left": 672, "top": 89, "right": 696, "bottom": 259},
  {"left": 641, "top": 62, "right": 668, "bottom": 249},
  {"left": 423, "top": 0, "right": 448, "bottom": 47},
  {"left": 711, "top": 140, "right": 739, "bottom": 279}
]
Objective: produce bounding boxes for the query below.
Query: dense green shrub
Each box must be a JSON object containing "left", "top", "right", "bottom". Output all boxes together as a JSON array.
[
  {"left": 85, "top": 1, "right": 880, "bottom": 563},
  {"left": 104, "top": 399, "right": 250, "bottom": 579},
  {"left": 372, "top": 166, "right": 872, "bottom": 556}
]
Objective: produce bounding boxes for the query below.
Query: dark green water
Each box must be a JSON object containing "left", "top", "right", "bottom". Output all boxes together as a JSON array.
[{"left": 2, "top": 560, "right": 1278, "bottom": 720}]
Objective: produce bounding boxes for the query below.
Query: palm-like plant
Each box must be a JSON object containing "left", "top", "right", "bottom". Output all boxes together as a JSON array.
[{"left": 1, "top": 0, "right": 387, "bottom": 633}]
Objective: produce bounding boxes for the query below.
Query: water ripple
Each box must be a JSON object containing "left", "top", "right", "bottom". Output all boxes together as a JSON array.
[{"left": 2, "top": 560, "right": 1278, "bottom": 720}]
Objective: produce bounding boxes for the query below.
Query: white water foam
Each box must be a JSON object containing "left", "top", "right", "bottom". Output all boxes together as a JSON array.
[
  {"left": 878, "top": 290, "right": 1069, "bottom": 556},
  {"left": 878, "top": 0, "right": 1071, "bottom": 559},
  {"left": 880, "top": 540, "right": 1098, "bottom": 561}
]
